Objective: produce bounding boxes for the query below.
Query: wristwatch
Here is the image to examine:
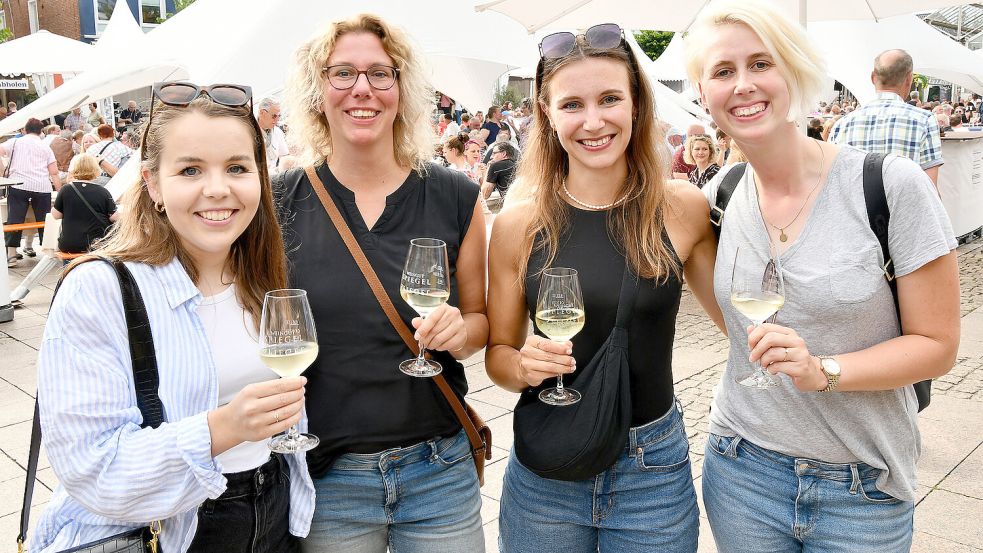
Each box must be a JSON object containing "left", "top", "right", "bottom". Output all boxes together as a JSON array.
[{"left": 818, "top": 356, "right": 841, "bottom": 392}]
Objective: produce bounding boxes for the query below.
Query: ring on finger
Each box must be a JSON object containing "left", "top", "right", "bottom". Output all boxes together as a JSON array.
[
  {"left": 273, "top": 411, "right": 280, "bottom": 424},
  {"left": 783, "top": 347, "right": 790, "bottom": 363}
]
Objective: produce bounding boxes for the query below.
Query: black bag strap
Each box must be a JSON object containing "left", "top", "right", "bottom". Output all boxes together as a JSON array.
[
  {"left": 19, "top": 258, "right": 164, "bottom": 550},
  {"left": 710, "top": 162, "right": 747, "bottom": 239},
  {"left": 613, "top": 266, "right": 640, "bottom": 331},
  {"left": 67, "top": 182, "right": 111, "bottom": 228},
  {"left": 97, "top": 139, "right": 116, "bottom": 156},
  {"left": 3, "top": 138, "right": 17, "bottom": 178}
]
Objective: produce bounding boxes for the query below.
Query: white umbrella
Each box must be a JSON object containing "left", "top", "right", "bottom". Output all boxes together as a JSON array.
[
  {"left": 474, "top": 0, "right": 970, "bottom": 32},
  {"left": 0, "top": 30, "right": 93, "bottom": 76}
]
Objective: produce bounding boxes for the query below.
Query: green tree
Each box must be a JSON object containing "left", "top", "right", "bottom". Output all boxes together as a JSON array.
[
  {"left": 633, "top": 30, "right": 674, "bottom": 62},
  {"left": 0, "top": 28, "right": 12, "bottom": 44},
  {"left": 493, "top": 83, "right": 523, "bottom": 110}
]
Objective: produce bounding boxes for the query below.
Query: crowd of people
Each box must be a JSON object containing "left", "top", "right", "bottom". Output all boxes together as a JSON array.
[{"left": 0, "top": 0, "right": 963, "bottom": 552}]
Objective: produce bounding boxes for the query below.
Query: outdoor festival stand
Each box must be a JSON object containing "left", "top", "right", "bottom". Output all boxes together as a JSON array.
[{"left": 939, "top": 131, "right": 983, "bottom": 243}]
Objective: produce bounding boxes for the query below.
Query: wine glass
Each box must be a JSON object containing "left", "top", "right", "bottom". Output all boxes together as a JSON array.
[
  {"left": 259, "top": 289, "right": 320, "bottom": 453},
  {"left": 535, "top": 267, "right": 585, "bottom": 405},
  {"left": 399, "top": 238, "right": 451, "bottom": 377},
  {"left": 730, "top": 245, "right": 785, "bottom": 388}
]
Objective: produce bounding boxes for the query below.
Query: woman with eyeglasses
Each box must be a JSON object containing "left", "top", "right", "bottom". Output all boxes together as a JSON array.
[
  {"left": 31, "top": 82, "right": 314, "bottom": 553},
  {"left": 686, "top": 2, "right": 958, "bottom": 551},
  {"left": 280, "top": 14, "right": 488, "bottom": 552},
  {"left": 485, "top": 23, "right": 722, "bottom": 552}
]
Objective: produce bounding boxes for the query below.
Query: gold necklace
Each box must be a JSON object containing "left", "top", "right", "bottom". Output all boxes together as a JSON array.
[{"left": 762, "top": 141, "right": 825, "bottom": 243}]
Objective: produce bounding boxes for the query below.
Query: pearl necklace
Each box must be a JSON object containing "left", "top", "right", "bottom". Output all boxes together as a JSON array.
[{"left": 561, "top": 181, "right": 627, "bottom": 210}]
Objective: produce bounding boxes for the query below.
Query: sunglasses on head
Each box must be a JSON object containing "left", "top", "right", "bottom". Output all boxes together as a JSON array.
[
  {"left": 538, "top": 23, "right": 625, "bottom": 59},
  {"left": 142, "top": 81, "right": 254, "bottom": 160}
]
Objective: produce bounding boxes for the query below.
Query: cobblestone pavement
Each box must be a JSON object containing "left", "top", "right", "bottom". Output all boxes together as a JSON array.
[{"left": 2, "top": 238, "right": 983, "bottom": 551}]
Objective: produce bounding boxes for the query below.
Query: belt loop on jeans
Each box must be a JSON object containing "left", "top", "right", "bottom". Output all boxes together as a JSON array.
[
  {"left": 849, "top": 464, "right": 861, "bottom": 494},
  {"left": 723, "top": 436, "right": 742, "bottom": 459}
]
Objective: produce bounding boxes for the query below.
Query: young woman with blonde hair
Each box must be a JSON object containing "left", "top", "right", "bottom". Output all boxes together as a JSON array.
[
  {"left": 486, "top": 23, "right": 721, "bottom": 552},
  {"left": 32, "top": 83, "right": 314, "bottom": 552},
  {"left": 686, "top": 1, "right": 959, "bottom": 550},
  {"left": 280, "top": 13, "right": 488, "bottom": 552}
]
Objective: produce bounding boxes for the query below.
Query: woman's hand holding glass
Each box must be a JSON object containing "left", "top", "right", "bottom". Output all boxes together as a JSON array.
[
  {"left": 516, "top": 334, "right": 576, "bottom": 388},
  {"left": 211, "top": 378, "right": 307, "bottom": 450},
  {"left": 411, "top": 303, "right": 468, "bottom": 354},
  {"left": 747, "top": 323, "right": 828, "bottom": 392}
]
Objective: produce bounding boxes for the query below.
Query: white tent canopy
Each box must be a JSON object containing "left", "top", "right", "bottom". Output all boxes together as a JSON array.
[{"left": 0, "top": 30, "right": 93, "bottom": 76}]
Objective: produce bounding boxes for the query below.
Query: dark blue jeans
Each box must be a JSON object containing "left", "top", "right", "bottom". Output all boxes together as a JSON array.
[
  {"left": 187, "top": 453, "right": 300, "bottom": 553},
  {"left": 3, "top": 187, "right": 50, "bottom": 248}
]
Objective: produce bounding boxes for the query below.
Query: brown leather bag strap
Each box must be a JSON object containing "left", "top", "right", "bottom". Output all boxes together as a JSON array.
[{"left": 304, "top": 165, "right": 487, "bottom": 457}]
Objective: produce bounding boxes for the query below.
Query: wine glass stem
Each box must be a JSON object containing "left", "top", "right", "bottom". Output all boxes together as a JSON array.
[
  {"left": 556, "top": 374, "right": 565, "bottom": 392},
  {"left": 417, "top": 339, "right": 426, "bottom": 364},
  {"left": 286, "top": 424, "right": 300, "bottom": 440}
]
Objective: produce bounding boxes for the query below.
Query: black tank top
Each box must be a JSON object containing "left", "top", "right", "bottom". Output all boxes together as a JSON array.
[
  {"left": 524, "top": 207, "right": 682, "bottom": 425},
  {"left": 277, "top": 163, "right": 479, "bottom": 478}
]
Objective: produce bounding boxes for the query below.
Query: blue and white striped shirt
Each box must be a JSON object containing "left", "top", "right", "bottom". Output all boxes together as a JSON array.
[{"left": 32, "top": 258, "right": 315, "bottom": 553}]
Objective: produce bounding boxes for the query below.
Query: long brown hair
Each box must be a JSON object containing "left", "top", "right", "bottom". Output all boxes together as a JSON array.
[
  {"left": 515, "top": 37, "right": 678, "bottom": 281},
  {"left": 71, "top": 96, "right": 287, "bottom": 328}
]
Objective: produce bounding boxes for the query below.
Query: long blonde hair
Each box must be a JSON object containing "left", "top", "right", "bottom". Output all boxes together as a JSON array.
[
  {"left": 71, "top": 96, "right": 287, "bottom": 328},
  {"left": 284, "top": 13, "right": 435, "bottom": 172},
  {"left": 514, "top": 38, "right": 678, "bottom": 281}
]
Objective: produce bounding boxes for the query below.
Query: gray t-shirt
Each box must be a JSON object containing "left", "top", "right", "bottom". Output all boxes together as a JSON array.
[{"left": 704, "top": 146, "right": 956, "bottom": 501}]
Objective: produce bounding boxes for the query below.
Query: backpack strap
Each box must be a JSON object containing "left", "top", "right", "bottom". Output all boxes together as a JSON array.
[
  {"left": 710, "top": 162, "right": 747, "bottom": 240},
  {"left": 861, "top": 152, "right": 931, "bottom": 412}
]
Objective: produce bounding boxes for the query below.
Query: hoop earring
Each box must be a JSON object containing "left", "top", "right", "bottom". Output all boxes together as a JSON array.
[{"left": 154, "top": 202, "right": 165, "bottom": 213}]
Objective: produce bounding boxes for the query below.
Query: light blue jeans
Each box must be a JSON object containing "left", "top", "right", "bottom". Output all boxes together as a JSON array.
[
  {"left": 302, "top": 429, "right": 484, "bottom": 553},
  {"left": 499, "top": 402, "right": 699, "bottom": 553},
  {"left": 703, "top": 433, "right": 914, "bottom": 553}
]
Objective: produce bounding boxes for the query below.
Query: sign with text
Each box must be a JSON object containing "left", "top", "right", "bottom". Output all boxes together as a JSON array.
[{"left": 0, "top": 80, "right": 28, "bottom": 90}]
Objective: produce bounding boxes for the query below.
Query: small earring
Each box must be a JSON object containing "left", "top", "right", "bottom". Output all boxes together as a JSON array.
[{"left": 154, "top": 202, "right": 165, "bottom": 213}]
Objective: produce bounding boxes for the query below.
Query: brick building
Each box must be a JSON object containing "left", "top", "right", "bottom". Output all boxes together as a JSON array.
[{"left": 1, "top": 0, "right": 175, "bottom": 43}]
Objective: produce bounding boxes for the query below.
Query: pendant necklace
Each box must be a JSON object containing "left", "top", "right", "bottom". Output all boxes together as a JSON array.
[
  {"left": 562, "top": 181, "right": 627, "bottom": 210},
  {"left": 763, "top": 141, "right": 825, "bottom": 243}
]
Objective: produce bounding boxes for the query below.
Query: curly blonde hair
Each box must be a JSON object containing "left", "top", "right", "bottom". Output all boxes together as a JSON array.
[
  {"left": 683, "top": 134, "right": 718, "bottom": 165},
  {"left": 284, "top": 14, "right": 435, "bottom": 172}
]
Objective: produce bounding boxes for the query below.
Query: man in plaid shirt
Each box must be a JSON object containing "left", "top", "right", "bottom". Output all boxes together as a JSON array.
[{"left": 829, "top": 49, "right": 943, "bottom": 188}]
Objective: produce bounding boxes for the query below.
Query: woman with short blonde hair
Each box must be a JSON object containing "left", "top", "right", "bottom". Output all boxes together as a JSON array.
[
  {"left": 683, "top": 133, "right": 720, "bottom": 189},
  {"left": 280, "top": 13, "right": 489, "bottom": 552},
  {"left": 686, "top": 1, "right": 959, "bottom": 551}
]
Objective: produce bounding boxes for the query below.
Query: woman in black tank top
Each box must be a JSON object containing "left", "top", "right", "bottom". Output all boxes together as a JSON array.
[{"left": 486, "top": 26, "right": 723, "bottom": 552}]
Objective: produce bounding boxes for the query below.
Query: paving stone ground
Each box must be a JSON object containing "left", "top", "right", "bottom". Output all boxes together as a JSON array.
[{"left": 1, "top": 239, "right": 982, "bottom": 551}]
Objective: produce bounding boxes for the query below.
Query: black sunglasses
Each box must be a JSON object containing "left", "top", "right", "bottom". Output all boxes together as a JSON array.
[
  {"left": 142, "top": 81, "right": 254, "bottom": 160},
  {"left": 538, "top": 23, "right": 625, "bottom": 59}
]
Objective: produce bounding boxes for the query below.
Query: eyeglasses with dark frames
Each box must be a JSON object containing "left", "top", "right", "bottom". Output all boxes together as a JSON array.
[{"left": 321, "top": 64, "right": 400, "bottom": 91}]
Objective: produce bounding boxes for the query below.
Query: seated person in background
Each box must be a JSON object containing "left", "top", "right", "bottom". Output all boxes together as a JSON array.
[
  {"left": 480, "top": 142, "right": 518, "bottom": 212},
  {"left": 949, "top": 114, "right": 964, "bottom": 131},
  {"left": 52, "top": 154, "right": 119, "bottom": 254},
  {"left": 85, "top": 124, "right": 129, "bottom": 177}
]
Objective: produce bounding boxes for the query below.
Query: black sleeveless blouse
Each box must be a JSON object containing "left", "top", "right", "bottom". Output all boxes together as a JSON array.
[
  {"left": 524, "top": 207, "right": 682, "bottom": 425},
  {"left": 277, "top": 163, "right": 479, "bottom": 478}
]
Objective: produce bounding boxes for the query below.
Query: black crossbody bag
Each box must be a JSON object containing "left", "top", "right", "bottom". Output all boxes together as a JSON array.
[
  {"left": 710, "top": 155, "right": 931, "bottom": 411},
  {"left": 513, "top": 267, "right": 639, "bottom": 481},
  {"left": 18, "top": 258, "right": 163, "bottom": 553}
]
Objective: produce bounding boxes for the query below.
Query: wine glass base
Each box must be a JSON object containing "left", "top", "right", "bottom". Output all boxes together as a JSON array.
[
  {"left": 539, "top": 387, "right": 581, "bottom": 405},
  {"left": 737, "top": 370, "right": 779, "bottom": 389},
  {"left": 269, "top": 432, "right": 319, "bottom": 454},
  {"left": 399, "top": 358, "right": 443, "bottom": 378}
]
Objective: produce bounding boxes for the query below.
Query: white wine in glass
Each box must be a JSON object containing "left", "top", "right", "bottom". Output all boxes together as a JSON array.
[
  {"left": 399, "top": 238, "right": 451, "bottom": 377},
  {"left": 536, "top": 267, "right": 584, "bottom": 406},
  {"left": 730, "top": 245, "right": 785, "bottom": 388},
  {"left": 259, "top": 289, "right": 320, "bottom": 453}
]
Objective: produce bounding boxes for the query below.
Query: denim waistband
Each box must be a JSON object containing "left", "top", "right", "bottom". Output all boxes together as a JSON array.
[
  {"left": 628, "top": 399, "right": 683, "bottom": 451},
  {"left": 220, "top": 453, "right": 285, "bottom": 497},
  {"left": 718, "top": 434, "right": 883, "bottom": 482},
  {"left": 332, "top": 429, "right": 466, "bottom": 472}
]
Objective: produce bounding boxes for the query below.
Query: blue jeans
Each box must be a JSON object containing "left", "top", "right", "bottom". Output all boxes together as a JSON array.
[
  {"left": 499, "top": 402, "right": 699, "bottom": 553},
  {"left": 302, "top": 429, "right": 484, "bottom": 553},
  {"left": 703, "top": 433, "right": 914, "bottom": 553}
]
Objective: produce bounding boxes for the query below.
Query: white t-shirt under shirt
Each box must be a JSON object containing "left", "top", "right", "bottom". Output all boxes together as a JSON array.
[
  {"left": 704, "top": 146, "right": 956, "bottom": 502},
  {"left": 197, "top": 284, "right": 275, "bottom": 473}
]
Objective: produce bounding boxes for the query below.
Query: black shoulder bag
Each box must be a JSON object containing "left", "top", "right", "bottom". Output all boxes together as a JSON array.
[
  {"left": 513, "top": 267, "right": 638, "bottom": 481},
  {"left": 710, "top": 156, "right": 931, "bottom": 411},
  {"left": 18, "top": 258, "right": 164, "bottom": 553}
]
